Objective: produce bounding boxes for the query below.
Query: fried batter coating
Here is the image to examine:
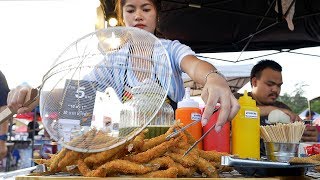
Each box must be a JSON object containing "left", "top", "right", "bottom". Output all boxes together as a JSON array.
[
  {"left": 198, "top": 149, "right": 228, "bottom": 162},
  {"left": 289, "top": 157, "right": 320, "bottom": 164},
  {"left": 314, "top": 165, "right": 320, "bottom": 172},
  {"left": 141, "top": 126, "right": 175, "bottom": 152},
  {"left": 171, "top": 145, "right": 199, "bottom": 158},
  {"left": 173, "top": 161, "right": 195, "bottom": 177},
  {"left": 76, "top": 128, "right": 97, "bottom": 149},
  {"left": 166, "top": 152, "right": 196, "bottom": 167},
  {"left": 147, "top": 156, "right": 175, "bottom": 168},
  {"left": 77, "top": 159, "right": 92, "bottom": 176},
  {"left": 139, "top": 167, "right": 179, "bottom": 178},
  {"left": 58, "top": 151, "right": 83, "bottom": 169},
  {"left": 141, "top": 133, "right": 167, "bottom": 152},
  {"left": 124, "top": 138, "right": 177, "bottom": 163},
  {"left": 88, "top": 131, "right": 118, "bottom": 150},
  {"left": 128, "top": 129, "right": 147, "bottom": 152},
  {"left": 33, "top": 158, "right": 49, "bottom": 165},
  {"left": 49, "top": 148, "right": 67, "bottom": 172},
  {"left": 182, "top": 128, "right": 197, "bottom": 145},
  {"left": 195, "top": 157, "right": 218, "bottom": 178},
  {"left": 84, "top": 143, "right": 128, "bottom": 166},
  {"left": 146, "top": 156, "right": 194, "bottom": 177},
  {"left": 66, "top": 128, "right": 97, "bottom": 149},
  {"left": 87, "top": 159, "right": 156, "bottom": 177},
  {"left": 309, "top": 154, "right": 320, "bottom": 161},
  {"left": 210, "top": 161, "right": 234, "bottom": 172}
]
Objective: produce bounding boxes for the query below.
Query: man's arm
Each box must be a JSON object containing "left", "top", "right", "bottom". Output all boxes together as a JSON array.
[
  {"left": 258, "top": 102, "right": 302, "bottom": 122},
  {"left": 0, "top": 105, "right": 8, "bottom": 159},
  {"left": 259, "top": 102, "right": 318, "bottom": 142}
]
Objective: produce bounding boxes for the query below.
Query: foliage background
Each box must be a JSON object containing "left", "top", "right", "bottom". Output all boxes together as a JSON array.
[{"left": 278, "top": 83, "right": 320, "bottom": 116}]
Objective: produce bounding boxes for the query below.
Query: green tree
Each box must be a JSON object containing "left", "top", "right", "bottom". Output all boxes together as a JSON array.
[
  {"left": 311, "top": 100, "right": 320, "bottom": 115},
  {"left": 278, "top": 83, "right": 308, "bottom": 114}
]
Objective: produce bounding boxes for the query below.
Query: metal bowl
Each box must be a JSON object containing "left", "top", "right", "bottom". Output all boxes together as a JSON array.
[{"left": 264, "top": 142, "right": 299, "bottom": 162}]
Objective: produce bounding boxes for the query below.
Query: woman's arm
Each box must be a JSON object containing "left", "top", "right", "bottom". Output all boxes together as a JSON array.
[{"left": 180, "top": 55, "right": 239, "bottom": 132}]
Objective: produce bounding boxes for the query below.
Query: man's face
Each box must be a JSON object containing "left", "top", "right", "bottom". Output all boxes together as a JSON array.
[{"left": 251, "top": 68, "right": 283, "bottom": 105}]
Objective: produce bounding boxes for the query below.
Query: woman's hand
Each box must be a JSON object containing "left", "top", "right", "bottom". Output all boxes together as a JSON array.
[
  {"left": 201, "top": 73, "right": 240, "bottom": 132},
  {"left": 7, "top": 85, "right": 38, "bottom": 114}
]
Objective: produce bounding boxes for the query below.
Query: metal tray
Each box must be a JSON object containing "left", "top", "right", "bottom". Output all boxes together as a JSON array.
[{"left": 221, "top": 156, "right": 316, "bottom": 177}]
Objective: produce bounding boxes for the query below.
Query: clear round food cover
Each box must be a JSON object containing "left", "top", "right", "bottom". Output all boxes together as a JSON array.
[{"left": 39, "top": 27, "right": 172, "bottom": 152}]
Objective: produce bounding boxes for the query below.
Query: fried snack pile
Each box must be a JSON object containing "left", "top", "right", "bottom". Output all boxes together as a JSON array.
[
  {"left": 289, "top": 153, "right": 320, "bottom": 172},
  {"left": 33, "top": 123, "right": 233, "bottom": 178}
]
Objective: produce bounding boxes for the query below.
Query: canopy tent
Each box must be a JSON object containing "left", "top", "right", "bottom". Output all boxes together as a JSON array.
[
  {"left": 299, "top": 108, "right": 320, "bottom": 120},
  {"left": 183, "top": 64, "right": 253, "bottom": 96},
  {"left": 102, "top": 0, "right": 320, "bottom": 96},
  {"left": 102, "top": 0, "right": 320, "bottom": 53}
]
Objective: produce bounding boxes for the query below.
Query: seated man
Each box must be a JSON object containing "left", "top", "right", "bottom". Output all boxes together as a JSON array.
[{"left": 236, "top": 60, "right": 318, "bottom": 155}]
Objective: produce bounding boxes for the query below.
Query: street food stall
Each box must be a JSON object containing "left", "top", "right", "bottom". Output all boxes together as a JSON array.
[
  {"left": 0, "top": 27, "right": 319, "bottom": 180},
  {"left": 2, "top": 0, "right": 320, "bottom": 179}
]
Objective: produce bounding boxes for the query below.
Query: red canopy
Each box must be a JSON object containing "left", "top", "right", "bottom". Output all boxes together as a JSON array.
[{"left": 15, "top": 112, "right": 42, "bottom": 121}]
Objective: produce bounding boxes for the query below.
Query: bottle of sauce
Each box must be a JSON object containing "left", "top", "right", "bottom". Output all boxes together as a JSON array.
[
  {"left": 232, "top": 90, "right": 260, "bottom": 159},
  {"left": 203, "top": 104, "right": 230, "bottom": 153},
  {"left": 176, "top": 87, "right": 202, "bottom": 149}
]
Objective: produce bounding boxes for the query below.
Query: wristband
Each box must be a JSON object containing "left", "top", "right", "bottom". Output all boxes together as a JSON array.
[
  {"left": 0, "top": 134, "right": 7, "bottom": 141},
  {"left": 205, "top": 69, "right": 226, "bottom": 83}
]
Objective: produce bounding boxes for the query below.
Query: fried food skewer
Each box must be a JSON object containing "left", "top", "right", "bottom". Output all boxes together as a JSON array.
[
  {"left": 49, "top": 148, "right": 67, "bottom": 172},
  {"left": 84, "top": 159, "right": 157, "bottom": 177},
  {"left": 124, "top": 138, "right": 177, "bottom": 163},
  {"left": 84, "top": 142, "right": 128, "bottom": 166},
  {"left": 139, "top": 167, "right": 179, "bottom": 178},
  {"left": 141, "top": 125, "right": 175, "bottom": 152},
  {"left": 195, "top": 157, "right": 218, "bottom": 178},
  {"left": 58, "top": 151, "right": 83, "bottom": 169}
]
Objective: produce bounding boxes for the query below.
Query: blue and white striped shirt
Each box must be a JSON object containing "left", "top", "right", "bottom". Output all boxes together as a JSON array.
[
  {"left": 84, "top": 38, "right": 195, "bottom": 103},
  {"left": 160, "top": 39, "right": 195, "bottom": 102}
]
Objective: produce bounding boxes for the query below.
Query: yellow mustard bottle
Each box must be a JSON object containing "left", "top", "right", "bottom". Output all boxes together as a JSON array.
[{"left": 232, "top": 90, "right": 260, "bottom": 159}]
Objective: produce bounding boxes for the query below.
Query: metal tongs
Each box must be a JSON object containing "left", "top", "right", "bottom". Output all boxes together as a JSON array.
[
  {"left": 166, "top": 107, "right": 220, "bottom": 156},
  {"left": 0, "top": 164, "right": 46, "bottom": 179},
  {"left": 0, "top": 86, "right": 40, "bottom": 125}
]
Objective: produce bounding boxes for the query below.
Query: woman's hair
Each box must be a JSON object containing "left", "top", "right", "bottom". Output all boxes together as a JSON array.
[{"left": 115, "top": 0, "right": 161, "bottom": 27}]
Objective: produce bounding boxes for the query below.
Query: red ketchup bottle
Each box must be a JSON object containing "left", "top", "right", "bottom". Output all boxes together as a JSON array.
[{"left": 202, "top": 105, "right": 230, "bottom": 153}]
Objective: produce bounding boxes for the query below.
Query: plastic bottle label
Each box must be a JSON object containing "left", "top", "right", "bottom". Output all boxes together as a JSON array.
[
  {"left": 245, "top": 110, "right": 258, "bottom": 118},
  {"left": 191, "top": 113, "right": 201, "bottom": 121}
]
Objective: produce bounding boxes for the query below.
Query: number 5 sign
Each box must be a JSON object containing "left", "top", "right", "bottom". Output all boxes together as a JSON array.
[{"left": 60, "top": 79, "right": 97, "bottom": 126}]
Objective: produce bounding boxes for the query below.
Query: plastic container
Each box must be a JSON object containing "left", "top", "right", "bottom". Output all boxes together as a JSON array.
[
  {"left": 232, "top": 90, "right": 260, "bottom": 159},
  {"left": 176, "top": 87, "right": 202, "bottom": 149},
  {"left": 203, "top": 105, "right": 230, "bottom": 153}
]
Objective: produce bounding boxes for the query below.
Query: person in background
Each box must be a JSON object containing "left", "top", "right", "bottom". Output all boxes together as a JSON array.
[
  {"left": 27, "top": 117, "right": 40, "bottom": 140},
  {"left": 27, "top": 107, "right": 42, "bottom": 140},
  {"left": 7, "top": 0, "right": 240, "bottom": 133},
  {"left": 304, "top": 110, "right": 315, "bottom": 125},
  {"left": 305, "top": 110, "right": 315, "bottom": 120},
  {"left": 0, "top": 71, "right": 10, "bottom": 159},
  {"left": 251, "top": 60, "right": 318, "bottom": 139},
  {"left": 236, "top": 60, "right": 318, "bottom": 154}
]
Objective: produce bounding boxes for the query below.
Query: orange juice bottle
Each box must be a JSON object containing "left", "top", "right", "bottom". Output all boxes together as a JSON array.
[
  {"left": 175, "top": 87, "right": 202, "bottom": 149},
  {"left": 232, "top": 90, "right": 260, "bottom": 159}
]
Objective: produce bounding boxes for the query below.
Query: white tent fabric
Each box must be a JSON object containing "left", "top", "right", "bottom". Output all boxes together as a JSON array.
[
  {"left": 299, "top": 108, "right": 320, "bottom": 120},
  {"left": 183, "top": 64, "right": 254, "bottom": 96}
]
